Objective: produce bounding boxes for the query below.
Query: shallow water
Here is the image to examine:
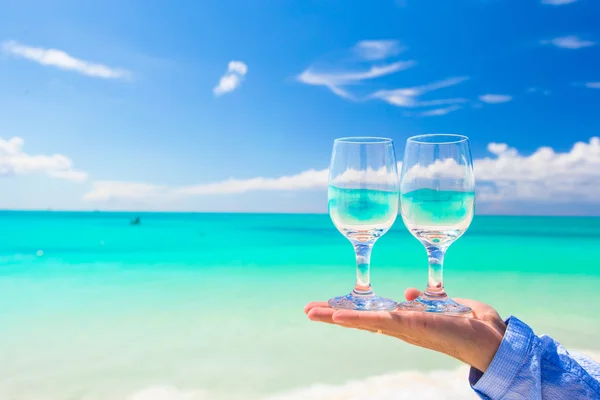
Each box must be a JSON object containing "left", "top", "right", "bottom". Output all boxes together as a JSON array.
[{"left": 1, "top": 211, "right": 599, "bottom": 399}]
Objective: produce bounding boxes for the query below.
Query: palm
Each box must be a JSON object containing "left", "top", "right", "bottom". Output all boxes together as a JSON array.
[{"left": 304, "top": 288, "right": 506, "bottom": 372}]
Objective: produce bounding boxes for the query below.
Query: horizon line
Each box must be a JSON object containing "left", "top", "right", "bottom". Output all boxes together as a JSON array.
[{"left": 1, "top": 209, "right": 599, "bottom": 218}]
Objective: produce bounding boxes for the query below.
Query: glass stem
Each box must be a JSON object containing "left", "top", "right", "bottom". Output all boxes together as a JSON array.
[
  {"left": 424, "top": 245, "right": 447, "bottom": 299},
  {"left": 352, "top": 243, "right": 373, "bottom": 296}
]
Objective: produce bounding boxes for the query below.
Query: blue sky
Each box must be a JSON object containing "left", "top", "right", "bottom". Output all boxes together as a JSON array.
[{"left": 1, "top": 0, "right": 599, "bottom": 214}]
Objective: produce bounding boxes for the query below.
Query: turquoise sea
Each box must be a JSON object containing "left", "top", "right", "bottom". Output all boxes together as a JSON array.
[{"left": 1, "top": 211, "right": 600, "bottom": 400}]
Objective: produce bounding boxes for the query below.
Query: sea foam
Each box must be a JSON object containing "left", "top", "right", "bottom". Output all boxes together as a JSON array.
[
  {"left": 124, "top": 367, "right": 475, "bottom": 400},
  {"left": 264, "top": 366, "right": 476, "bottom": 400},
  {"left": 124, "top": 350, "right": 600, "bottom": 400}
]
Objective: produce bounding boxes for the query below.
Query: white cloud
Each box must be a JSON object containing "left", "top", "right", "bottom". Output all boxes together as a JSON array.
[
  {"left": 353, "top": 40, "right": 404, "bottom": 60},
  {"left": 213, "top": 60, "right": 248, "bottom": 96},
  {"left": 1, "top": 40, "right": 131, "bottom": 79},
  {"left": 214, "top": 74, "right": 243, "bottom": 95},
  {"left": 299, "top": 62, "right": 415, "bottom": 86},
  {"left": 527, "top": 88, "right": 551, "bottom": 95},
  {"left": 0, "top": 137, "right": 87, "bottom": 182},
  {"left": 84, "top": 169, "right": 329, "bottom": 202},
  {"left": 541, "top": 0, "right": 577, "bottom": 4},
  {"left": 476, "top": 137, "right": 600, "bottom": 202},
  {"left": 418, "top": 98, "right": 468, "bottom": 107},
  {"left": 487, "top": 142, "right": 509, "bottom": 155},
  {"left": 83, "top": 137, "right": 600, "bottom": 207},
  {"left": 174, "top": 169, "right": 328, "bottom": 195},
  {"left": 479, "top": 94, "right": 513, "bottom": 104},
  {"left": 298, "top": 61, "right": 415, "bottom": 100},
  {"left": 331, "top": 166, "right": 398, "bottom": 187},
  {"left": 83, "top": 181, "right": 170, "bottom": 201},
  {"left": 85, "top": 167, "right": 402, "bottom": 202},
  {"left": 227, "top": 61, "right": 247, "bottom": 75},
  {"left": 585, "top": 82, "right": 600, "bottom": 89},
  {"left": 541, "top": 35, "right": 595, "bottom": 49},
  {"left": 371, "top": 77, "right": 469, "bottom": 112},
  {"left": 413, "top": 105, "right": 463, "bottom": 117},
  {"left": 402, "top": 158, "right": 472, "bottom": 185},
  {"left": 396, "top": 137, "right": 600, "bottom": 203},
  {"left": 47, "top": 169, "right": 89, "bottom": 182},
  {"left": 298, "top": 39, "right": 417, "bottom": 99},
  {"left": 299, "top": 42, "right": 472, "bottom": 109}
]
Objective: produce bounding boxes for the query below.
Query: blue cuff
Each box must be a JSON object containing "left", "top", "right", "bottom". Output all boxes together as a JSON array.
[{"left": 469, "top": 316, "right": 534, "bottom": 399}]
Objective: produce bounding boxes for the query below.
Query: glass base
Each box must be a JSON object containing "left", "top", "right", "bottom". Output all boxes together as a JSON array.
[
  {"left": 398, "top": 295, "right": 471, "bottom": 315},
  {"left": 329, "top": 292, "right": 398, "bottom": 311}
]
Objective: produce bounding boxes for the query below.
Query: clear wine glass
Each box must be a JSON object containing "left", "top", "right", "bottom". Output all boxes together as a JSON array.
[
  {"left": 398, "top": 134, "right": 474, "bottom": 314},
  {"left": 328, "top": 137, "right": 399, "bottom": 311}
]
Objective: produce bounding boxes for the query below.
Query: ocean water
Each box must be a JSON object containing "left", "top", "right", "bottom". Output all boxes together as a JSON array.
[
  {"left": 328, "top": 187, "right": 399, "bottom": 227},
  {"left": 328, "top": 186, "right": 398, "bottom": 243},
  {"left": 400, "top": 189, "right": 475, "bottom": 227},
  {"left": 401, "top": 189, "right": 475, "bottom": 248},
  {"left": 1, "top": 211, "right": 599, "bottom": 400}
]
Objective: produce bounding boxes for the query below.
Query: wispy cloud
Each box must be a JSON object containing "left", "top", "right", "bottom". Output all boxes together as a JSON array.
[
  {"left": 84, "top": 137, "right": 600, "bottom": 207},
  {"left": 0, "top": 137, "right": 87, "bottom": 182},
  {"left": 585, "top": 82, "right": 600, "bottom": 89},
  {"left": 353, "top": 40, "right": 404, "bottom": 60},
  {"left": 541, "top": 35, "right": 595, "bottom": 49},
  {"left": 412, "top": 105, "right": 462, "bottom": 117},
  {"left": 299, "top": 62, "right": 415, "bottom": 85},
  {"left": 371, "top": 77, "right": 469, "bottom": 110},
  {"left": 298, "top": 61, "right": 415, "bottom": 100},
  {"left": 213, "top": 61, "right": 248, "bottom": 96},
  {"left": 526, "top": 87, "right": 551, "bottom": 95},
  {"left": 298, "top": 40, "right": 415, "bottom": 100},
  {"left": 479, "top": 94, "right": 513, "bottom": 104},
  {"left": 83, "top": 182, "right": 170, "bottom": 202},
  {"left": 175, "top": 169, "right": 328, "bottom": 196},
  {"left": 1, "top": 40, "right": 131, "bottom": 79},
  {"left": 299, "top": 41, "right": 471, "bottom": 114},
  {"left": 84, "top": 169, "right": 329, "bottom": 202},
  {"left": 541, "top": 0, "right": 577, "bottom": 4}
]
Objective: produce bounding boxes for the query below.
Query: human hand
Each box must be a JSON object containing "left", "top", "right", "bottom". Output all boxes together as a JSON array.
[{"left": 305, "top": 288, "right": 507, "bottom": 372}]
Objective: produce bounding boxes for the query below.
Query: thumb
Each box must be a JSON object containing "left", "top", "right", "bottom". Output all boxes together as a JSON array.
[{"left": 404, "top": 288, "right": 422, "bottom": 301}]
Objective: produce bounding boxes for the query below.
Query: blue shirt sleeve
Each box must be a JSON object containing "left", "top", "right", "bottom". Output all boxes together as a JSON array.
[{"left": 469, "top": 316, "right": 600, "bottom": 399}]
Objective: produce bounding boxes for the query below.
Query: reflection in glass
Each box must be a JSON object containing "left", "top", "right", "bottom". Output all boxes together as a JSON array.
[
  {"left": 328, "top": 137, "right": 399, "bottom": 311},
  {"left": 398, "top": 134, "right": 475, "bottom": 314}
]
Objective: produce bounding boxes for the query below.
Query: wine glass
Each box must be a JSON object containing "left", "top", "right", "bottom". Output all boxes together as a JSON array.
[
  {"left": 328, "top": 137, "right": 399, "bottom": 311},
  {"left": 397, "top": 134, "right": 474, "bottom": 314}
]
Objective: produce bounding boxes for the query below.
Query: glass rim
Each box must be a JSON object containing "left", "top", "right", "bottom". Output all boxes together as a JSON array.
[
  {"left": 407, "top": 134, "right": 469, "bottom": 145},
  {"left": 334, "top": 136, "right": 393, "bottom": 144}
]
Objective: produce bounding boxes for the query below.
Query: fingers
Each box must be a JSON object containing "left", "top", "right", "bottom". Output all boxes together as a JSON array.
[
  {"left": 307, "top": 307, "right": 336, "bottom": 324},
  {"left": 304, "top": 301, "right": 330, "bottom": 315},
  {"left": 307, "top": 304, "right": 446, "bottom": 345},
  {"left": 332, "top": 310, "right": 400, "bottom": 331},
  {"left": 331, "top": 309, "right": 446, "bottom": 336},
  {"left": 404, "top": 288, "right": 422, "bottom": 301},
  {"left": 308, "top": 307, "right": 394, "bottom": 332},
  {"left": 307, "top": 307, "right": 382, "bottom": 335}
]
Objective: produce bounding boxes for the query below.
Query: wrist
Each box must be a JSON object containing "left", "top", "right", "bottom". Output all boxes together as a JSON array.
[
  {"left": 468, "top": 316, "right": 535, "bottom": 398},
  {"left": 468, "top": 319, "right": 507, "bottom": 372}
]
